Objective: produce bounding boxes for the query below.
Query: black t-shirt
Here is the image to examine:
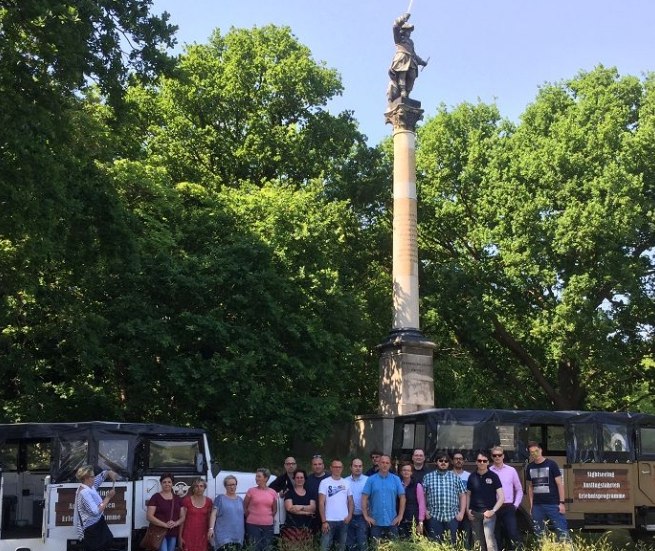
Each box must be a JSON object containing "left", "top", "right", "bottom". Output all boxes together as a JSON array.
[
  {"left": 526, "top": 458, "right": 562, "bottom": 505},
  {"left": 305, "top": 473, "right": 329, "bottom": 502},
  {"left": 269, "top": 474, "right": 293, "bottom": 495},
  {"left": 284, "top": 487, "right": 314, "bottom": 529},
  {"left": 467, "top": 469, "right": 502, "bottom": 512}
]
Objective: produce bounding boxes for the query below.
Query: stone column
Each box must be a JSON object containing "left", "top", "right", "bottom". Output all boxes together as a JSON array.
[{"left": 378, "top": 99, "right": 435, "bottom": 416}]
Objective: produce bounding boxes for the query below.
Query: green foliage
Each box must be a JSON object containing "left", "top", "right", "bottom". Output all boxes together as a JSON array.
[
  {"left": 124, "top": 24, "right": 364, "bottom": 189},
  {"left": 418, "top": 66, "right": 655, "bottom": 410}
]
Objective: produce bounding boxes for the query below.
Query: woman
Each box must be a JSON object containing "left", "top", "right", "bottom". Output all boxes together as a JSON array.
[
  {"left": 398, "top": 462, "right": 426, "bottom": 538},
  {"left": 74, "top": 465, "right": 118, "bottom": 551},
  {"left": 179, "top": 478, "right": 216, "bottom": 551},
  {"left": 282, "top": 469, "right": 315, "bottom": 547},
  {"left": 146, "top": 473, "right": 182, "bottom": 551},
  {"left": 214, "top": 475, "right": 245, "bottom": 551},
  {"left": 244, "top": 468, "right": 277, "bottom": 551}
]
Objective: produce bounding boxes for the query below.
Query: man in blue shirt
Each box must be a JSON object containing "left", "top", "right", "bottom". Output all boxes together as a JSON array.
[
  {"left": 361, "top": 455, "right": 405, "bottom": 542},
  {"left": 345, "top": 458, "right": 368, "bottom": 551}
]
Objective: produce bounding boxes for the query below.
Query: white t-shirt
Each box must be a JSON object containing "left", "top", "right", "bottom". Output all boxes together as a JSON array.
[{"left": 319, "top": 477, "right": 352, "bottom": 521}]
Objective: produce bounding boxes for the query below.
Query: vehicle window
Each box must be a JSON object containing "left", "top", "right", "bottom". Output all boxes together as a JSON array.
[
  {"left": 571, "top": 423, "right": 597, "bottom": 462},
  {"left": 59, "top": 439, "right": 88, "bottom": 479},
  {"left": 26, "top": 441, "right": 51, "bottom": 471},
  {"left": 527, "top": 424, "right": 566, "bottom": 454},
  {"left": 0, "top": 442, "right": 19, "bottom": 471},
  {"left": 497, "top": 424, "right": 517, "bottom": 451},
  {"left": 640, "top": 427, "right": 655, "bottom": 455},
  {"left": 149, "top": 440, "right": 199, "bottom": 469},
  {"left": 436, "top": 423, "right": 474, "bottom": 450},
  {"left": 400, "top": 423, "right": 415, "bottom": 449},
  {"left": 98, "top": 439, "right": 129, "bottom": 473},
  {"left": 602, "top": 424, "right": 630, "bottom": 453}
]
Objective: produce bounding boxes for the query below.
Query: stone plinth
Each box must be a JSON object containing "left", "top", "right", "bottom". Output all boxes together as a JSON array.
[{"left": 378, "top": 329, "right": 435, "bottom": 415}]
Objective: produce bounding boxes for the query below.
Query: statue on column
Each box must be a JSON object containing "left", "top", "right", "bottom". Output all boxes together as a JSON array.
[{"left": 387, "top": 13, "right": 428, "bottom": 104}]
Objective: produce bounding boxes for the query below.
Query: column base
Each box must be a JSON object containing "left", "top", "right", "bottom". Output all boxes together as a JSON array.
[{"left": 377, "top": 329, "right": 435, "bottom": 415}]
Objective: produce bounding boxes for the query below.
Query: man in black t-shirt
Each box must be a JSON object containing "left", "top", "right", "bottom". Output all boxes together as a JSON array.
[
  {"left": 466, "top": 451, "right": 503, "bottom": 551},
  {"left": 526, "top": 441, "right": 568, "bottom": 540}
]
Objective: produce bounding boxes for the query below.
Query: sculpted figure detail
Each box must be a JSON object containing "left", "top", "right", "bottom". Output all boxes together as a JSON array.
[{"left": 387, "top": 13, "right": 427, "bottom": 103}]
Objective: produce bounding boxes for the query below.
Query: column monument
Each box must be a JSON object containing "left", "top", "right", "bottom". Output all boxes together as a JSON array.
[
  {"left": 344, "top": 11, "right": 436, "bottom": 459},
  {"left": 379, "top": 11, "right": 434, "bottom": 415}
]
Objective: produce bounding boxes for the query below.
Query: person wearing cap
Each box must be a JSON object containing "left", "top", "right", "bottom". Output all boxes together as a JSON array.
[{"left": 387, "top": 12, "right": 428, "bottom": 102}]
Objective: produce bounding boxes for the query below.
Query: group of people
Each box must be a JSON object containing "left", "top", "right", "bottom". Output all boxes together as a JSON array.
[
  {"left": 73, "top": 441, "right": 567, "bottom": 551},
  {"left": 267, "top": 441, "right": 568, "bottom": 551}
]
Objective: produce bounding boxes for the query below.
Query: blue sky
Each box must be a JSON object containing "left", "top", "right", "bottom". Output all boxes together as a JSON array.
[{"left": 152, "top": 0, "right": 655, "bottom": 145}]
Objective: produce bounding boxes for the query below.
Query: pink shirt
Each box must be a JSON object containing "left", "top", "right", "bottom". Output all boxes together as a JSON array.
[{"left": 245, "top": 487, "right": 277, "bottom": 525}]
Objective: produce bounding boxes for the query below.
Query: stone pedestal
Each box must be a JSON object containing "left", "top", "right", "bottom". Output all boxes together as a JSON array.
[
  {"left": 378, "top": 329, "right": 435, "bottom": 415},
  {"left": 378, "top": 98, "right": 435, "bottom": 416}
]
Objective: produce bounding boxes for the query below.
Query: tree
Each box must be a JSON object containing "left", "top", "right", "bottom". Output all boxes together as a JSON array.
[
  {"left": 0, "top": 0, "right": 177, "bottom": 419},
  {"left": 123, "top": 24, "right": 367, "bottom": 190},
  {"left": 417, "top": 66, "right": 655, "bottom": 410}
]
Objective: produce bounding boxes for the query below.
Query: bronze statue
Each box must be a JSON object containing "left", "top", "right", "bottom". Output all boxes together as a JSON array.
[{"left": 387, "top": 13, "right": 427, "bottom": 103}]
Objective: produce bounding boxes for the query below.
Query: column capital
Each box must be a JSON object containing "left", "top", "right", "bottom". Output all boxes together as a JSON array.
[{"left": 385, "top": 99, "right": 424, "bottom": 132}]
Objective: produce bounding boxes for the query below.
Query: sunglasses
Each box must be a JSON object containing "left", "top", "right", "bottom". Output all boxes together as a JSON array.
[
  {"left": 477, "top": 459, "right": 489, "bottom": 463},
  {"left": 491, "top": 454, "right": 503, "bottom": 458},
  {"left": 436, "top": 459, "right": 449, "bottom": 463}
]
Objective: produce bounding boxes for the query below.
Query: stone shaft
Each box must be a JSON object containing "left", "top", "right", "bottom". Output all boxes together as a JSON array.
[{"left": 392, "top": 128, "right": 419, "bottom": 330}]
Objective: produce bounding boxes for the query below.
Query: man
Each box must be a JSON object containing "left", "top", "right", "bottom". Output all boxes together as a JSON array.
[
  {"left": 361, "top": 455, "right": 405, "bottom": 542},
  {"left": 411, "top": 448, "right": 433, "bottom": 484},
  {"left": 269, "top": 456, "right": 296, "bottom": 496},
  {"left": 489, "top": 446, "right": 523, "bottom": 550},
  {"left": 345, "top": 458, "right": 368, "bottom": 551},
  {"left": 319, "top": 459, "right": 353, "bottom": 551},
  {"left": 467, "top": 451, "right": 504, "bottom": 551},
  {"left": 307, "top": 454, "right": 331, "bottom": 533},
  {"left": 526, "top": 441, "right": 568, "bottom": 541},
  {"left": 387, "top": 12, "right": 428, "bottom": 102},
  {"left": 364, "top": 450, "right": 382, "bottom": 476},
  {"left": 421, "top": 452, "right": 466, "bottom": 544},
  {"left": 452, "top": 452, "right": 472, "bottom": 548}
]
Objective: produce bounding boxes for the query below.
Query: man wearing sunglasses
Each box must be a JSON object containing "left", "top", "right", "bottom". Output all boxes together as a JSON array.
[
  {"left": 422, "top": 452, "right": 466, "bottom": 544},
  {"left": 489, "top": 447, "right": 523, "bottom": 550},
  {"left": 466, "top": 451, "right": 504, "bottom": 551},
  {"left": 526, "top": 441, "right": 568, "bottom": 541}
]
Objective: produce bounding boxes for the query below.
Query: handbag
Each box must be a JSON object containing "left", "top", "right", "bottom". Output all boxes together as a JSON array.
[
  {"left": 140, "top": 493, "right": 176, "bottom": 550},
  {"left": 140, "top": 524, "right": 168, "bottom": 550},
  {"left": 83, "top": 516, "right": 114, "bottom": 551}
]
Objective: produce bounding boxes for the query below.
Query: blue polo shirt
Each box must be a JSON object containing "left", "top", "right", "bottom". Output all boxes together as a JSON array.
[{"left": 362, "top": 472, "right": 405, "bottom": 526}]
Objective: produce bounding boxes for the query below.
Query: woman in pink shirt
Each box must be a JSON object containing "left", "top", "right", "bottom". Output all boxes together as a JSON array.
[{"left": 244, "top": 468, "right": 277, "bottom": 551}]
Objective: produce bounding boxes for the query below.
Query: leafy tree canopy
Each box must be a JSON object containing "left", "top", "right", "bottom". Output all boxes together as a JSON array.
[{"left": 418, "top": 66, "right": 655, "bottom": 411}]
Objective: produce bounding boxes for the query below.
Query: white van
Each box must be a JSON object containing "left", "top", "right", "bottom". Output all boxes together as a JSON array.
[{"left": 0, "top": 421, "right": 230, "bottom": 551}]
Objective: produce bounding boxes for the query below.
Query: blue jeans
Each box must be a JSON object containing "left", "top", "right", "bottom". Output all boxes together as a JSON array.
[
  {"left": 531, "top": 504, "right": 569, "bottom": 540},
  {"left": 245, "top": 523, "right": 274, "bottom": 551},
  {"left": 346, "top": 514, "right": 368, "bottom": 551},
  {"left": 470, "top": 511, "right": 497, "bottom": 551},
  {"left": 426, "top": 517, "right": 458, "bottom": 545},
  {"left": 159, "top": 536, "right": 177, "bottom": 551},
  {"left": 321, "top": 520, "right": 348, "bottom": 551},
  {"left": 369, "top": 525, "right": 398, "bottom": 541}
]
